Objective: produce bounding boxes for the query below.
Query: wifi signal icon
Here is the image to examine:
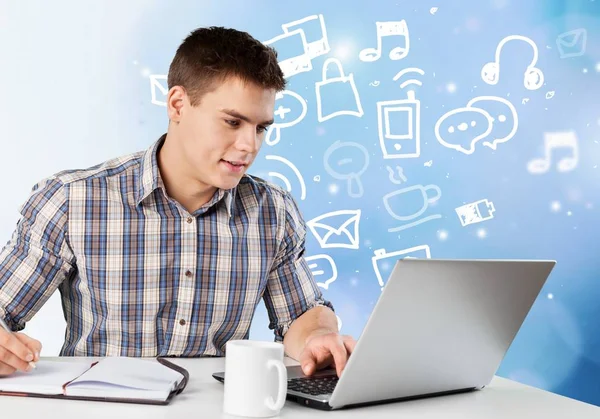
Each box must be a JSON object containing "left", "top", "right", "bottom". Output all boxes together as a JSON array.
[
  {"left": 265, "top": 155, "right": 307, "bottom": 200},
  {"left": 393, "top": 67, "right": 425, "bottom": 89}
]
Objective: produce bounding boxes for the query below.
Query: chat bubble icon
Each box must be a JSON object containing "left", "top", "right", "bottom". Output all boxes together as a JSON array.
[
  {"left": 434, "top": 107, "right": 493, "bottom": 155},
  {"left": 467, "top": 96, "right": 518, "bottom": 150}
]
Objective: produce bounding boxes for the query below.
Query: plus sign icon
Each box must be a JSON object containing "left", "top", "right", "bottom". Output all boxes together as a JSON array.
[{"left": 265, "top": 89, "right": 308, "bottom": 146}]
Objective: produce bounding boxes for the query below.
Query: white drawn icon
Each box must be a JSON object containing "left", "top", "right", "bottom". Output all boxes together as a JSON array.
[
  {"left": 305, "top": 254, "right": 338, "bottom": 290},
  {"left": 316, "top": 58, "right": 364, "bottom": 122},
  {"left": 265, "top": 155, "right": 307, "bottom": 200},
  {"left": 266, "top": 90, "right": 308, "bottom": 146},
  {"left": 359, "top": 20, "right": 410, "bottom": 62},
  {"left": 281, "top": 14, "right": 330, "bottom": 60},
  {"left": 336, "top": 315, "right": 342, "bottom": 332},
  {"left": 377, "top": 90, "right": 421, "bottom": 158},
  {"left": 481, "top": 35, "right": 545, "bottom": 90},
  {"left": 527, "top": 131, "right": 579, "bottom": 174},
  {"left": 435, "top": 96, "right": 518, "bottom": 155},
  {"left": 306, "top": 209, "right": 361, "bottom": 249},
  {"left": 150, "top": 75, "right": 168, "bottom": 106},
  {"left": 387, "top": 166, "right": 407, "bottom": 184},
  {"left": 556, "top": 28, "right": 587, "bottom": 58},
  {"left": 456, "top": 199, "right": 496, "bottom": 227},
  {"left": 430, "top": 7, "right": 439, "bottom": 15},
  {"left": 383, "top": 184, "right": 442, "bottom": 234},
  {"left": 393, "top": 67, "right": 424, "bottom": 89},
  {"left": 372, "top": 245, "right": 431, "bottom": 290},
  {"left": 468, "top": 96, "right": 518, "bottom": 150},
  {"left": 324, "top": 141, "right": 370, "bottom": 198},
  {"left": 263, "top": 29, "right": 311, "bottom": 78}
]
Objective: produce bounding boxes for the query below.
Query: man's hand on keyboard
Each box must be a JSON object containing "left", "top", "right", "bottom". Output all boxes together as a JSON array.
[{"left": 299, "top": 332, "right": 357, "bottom": 378}]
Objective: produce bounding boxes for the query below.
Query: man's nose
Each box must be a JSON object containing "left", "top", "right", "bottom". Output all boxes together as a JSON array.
[{"left": 235, "top": 128, "right": 260, "bottom": 153}]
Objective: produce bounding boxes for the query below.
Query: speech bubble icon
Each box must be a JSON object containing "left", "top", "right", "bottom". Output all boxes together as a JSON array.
[
  {"left": 434, "top": 107, "right": 493, "bottom": 155},
  {"left": 467, "top": 96, "right": 518, "bottom": 150}
]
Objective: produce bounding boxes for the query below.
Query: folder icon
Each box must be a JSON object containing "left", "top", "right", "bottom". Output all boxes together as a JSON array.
[
  {"left": 556, "top": 28, "right": 587, "bottom": 58},
  {"left": 306, "top": 209, "right": 361, "bottom": 249}
]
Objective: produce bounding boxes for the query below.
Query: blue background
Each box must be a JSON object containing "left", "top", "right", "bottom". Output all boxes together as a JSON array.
[
  {"left": 16, "top": 0, "right": 597, "bottom": 407},
  {"left": 133, "top": 0, "right": 600, "bottom": 406}
]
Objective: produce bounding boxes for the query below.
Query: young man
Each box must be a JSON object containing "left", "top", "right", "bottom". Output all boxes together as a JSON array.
[{"left": 0, "top": 27, "right": 356, "bottom": 377}]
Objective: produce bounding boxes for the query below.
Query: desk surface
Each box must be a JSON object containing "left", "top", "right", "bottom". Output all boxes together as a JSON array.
[{"left": 1, "top": 357, "right": 598, "bottom": 418}]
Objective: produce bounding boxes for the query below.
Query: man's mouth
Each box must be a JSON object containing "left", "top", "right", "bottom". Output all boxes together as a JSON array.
[
  {"left": 221, "top": 159, "right": 247, "bottom": 167},
  {"left": 220, "top": 159, "right": 248, "bottom": 173}
]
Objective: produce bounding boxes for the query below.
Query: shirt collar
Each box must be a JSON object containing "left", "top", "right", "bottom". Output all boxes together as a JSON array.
[{"left": 136, "top": 133, "right": 236, "bottom": 217}]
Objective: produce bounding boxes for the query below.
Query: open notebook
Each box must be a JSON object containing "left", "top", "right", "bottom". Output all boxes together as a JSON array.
[{"left": 0, "top": 357, "right": 188, "bottom": 405}]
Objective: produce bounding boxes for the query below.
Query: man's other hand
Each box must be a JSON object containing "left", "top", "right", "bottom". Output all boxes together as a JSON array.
[
  {"left": 299, "top": 332, "right": 357, "bottom": 378},
  {"left": 0, "top": 329, "right": 42, "bottom": 376}
]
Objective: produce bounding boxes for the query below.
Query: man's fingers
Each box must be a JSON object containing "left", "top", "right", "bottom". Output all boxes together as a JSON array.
[
  {"left": 0, "top": 330, "right": 35, "bottom": 367},
  {"left": 342, "top": 336, "right": 357, "bottom": 355},
  {"left": 0, "top": 360, "right": 17, "bottom": 377},
  {"left": 0, "top": 346, "right": 31, "bottom": 372},
  {"left": 330, "top": 339, "right": 348, "bottom": 378},
  {"left": 15, "top": 333, "right": 42, "bottom": 361},
  {"left": 298, "top": 347, "right": 317, "bottom": 376}
]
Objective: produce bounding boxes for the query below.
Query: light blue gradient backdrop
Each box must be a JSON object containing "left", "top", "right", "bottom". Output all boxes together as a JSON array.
[{"left": 1, "top": 0, "right": 599, "bottom": 407}]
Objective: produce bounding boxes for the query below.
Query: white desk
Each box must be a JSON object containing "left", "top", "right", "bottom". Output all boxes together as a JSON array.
[{"left": 1, "top": 357, "right": 598, "bottom": 418}]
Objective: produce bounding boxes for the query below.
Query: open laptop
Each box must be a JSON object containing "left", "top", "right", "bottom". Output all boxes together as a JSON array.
[{"left": 213, "top": 258, "right": 556, "bottom": 410}]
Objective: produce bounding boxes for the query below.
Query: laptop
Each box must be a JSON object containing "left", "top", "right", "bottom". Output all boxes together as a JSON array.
[{"left": 213, "top": 258, "right": 556, "bottom": 410}]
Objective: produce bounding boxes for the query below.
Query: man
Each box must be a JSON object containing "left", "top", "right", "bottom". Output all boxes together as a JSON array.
[{"left": 0, "top": 26, "right": 356, "bottom": 377}]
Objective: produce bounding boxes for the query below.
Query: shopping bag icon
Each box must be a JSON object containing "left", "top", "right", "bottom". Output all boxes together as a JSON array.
[{"left": 315, "top": 58, "right": 364, "bottom": 122}]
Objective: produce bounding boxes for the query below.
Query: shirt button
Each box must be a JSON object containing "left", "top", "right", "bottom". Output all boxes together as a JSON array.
[
  {"left": 186, "top": 217, "right": 193, "bottom": 224},
  {"left": 179, "top": 319, "right": 186, "bottom": 326},
  {"left": 185, "top": 270, "right": 193, "bottom": 277}
]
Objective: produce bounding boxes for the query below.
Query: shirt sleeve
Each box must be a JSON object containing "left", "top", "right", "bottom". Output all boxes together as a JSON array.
[
  {"left": 263, "top": 191, "right": 334, "bottom": 343},
  {"left": 0, "top": 176, "right": 76, "bottom": 331}
]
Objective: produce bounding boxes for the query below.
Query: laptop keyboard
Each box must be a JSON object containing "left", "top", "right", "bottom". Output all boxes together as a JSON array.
[{"left": 288, "top": 376, "right": 338, "bottom": 396}]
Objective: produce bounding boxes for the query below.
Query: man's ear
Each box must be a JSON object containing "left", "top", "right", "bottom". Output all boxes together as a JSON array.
[{"left": 167, "top": 86, "right": 186, "bottom": 123}]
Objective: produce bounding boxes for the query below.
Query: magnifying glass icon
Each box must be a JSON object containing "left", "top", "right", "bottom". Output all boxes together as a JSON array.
[{"left": 324, "top": 140, "right": 370, "bottom": 198}]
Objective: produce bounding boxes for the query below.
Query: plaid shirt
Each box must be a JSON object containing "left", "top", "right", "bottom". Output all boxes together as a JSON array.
[{"left": 0, "top": 134, "right": 332, "bottom": 357}]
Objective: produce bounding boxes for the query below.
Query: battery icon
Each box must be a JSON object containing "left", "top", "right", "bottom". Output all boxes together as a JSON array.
[{"left": 455, "top": 199, "right": 496, "bottom": 227}]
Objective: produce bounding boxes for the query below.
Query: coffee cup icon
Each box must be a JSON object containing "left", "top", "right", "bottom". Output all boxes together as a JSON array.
[{"left": 383, "top": 184, "right": 442, "bottom": 233}]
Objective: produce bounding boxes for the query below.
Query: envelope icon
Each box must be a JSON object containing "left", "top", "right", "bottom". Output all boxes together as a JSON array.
[
  {"left": 306, "top": 209, "right": 361, "bottom": 249},
  {"left": 150, "top": 74, "right": 168, "bottom": 106},
  {"left": 556, "top": 28, "right": 587, "bottom": 58}
]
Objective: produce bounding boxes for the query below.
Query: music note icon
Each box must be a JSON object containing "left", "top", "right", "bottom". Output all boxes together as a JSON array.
[
  {"left": 359, "top": 20, "right": 410, "bottom": 62},
  {"left": 527, "top": 130, "right": 579, "bottom": 174}
]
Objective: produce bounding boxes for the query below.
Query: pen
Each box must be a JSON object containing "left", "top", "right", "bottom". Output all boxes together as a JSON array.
[{"left": 0, "top": 316, "right": 36, "bottom": 370}]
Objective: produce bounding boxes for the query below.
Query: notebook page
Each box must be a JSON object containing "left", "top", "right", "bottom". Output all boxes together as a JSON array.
[
  {"left": 0, "top": 359, "right": 93, "bottom": 395},
  {"left": 67, "top": 357, "right": 183, "bottom": 391}
]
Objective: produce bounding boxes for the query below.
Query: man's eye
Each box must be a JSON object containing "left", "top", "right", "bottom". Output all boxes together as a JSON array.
[
  {"left": 257, "top": 125, "right": 269, "bottom": 133},
  {"left": 226, "top": 119, "right": 240, "bottom": 127}
]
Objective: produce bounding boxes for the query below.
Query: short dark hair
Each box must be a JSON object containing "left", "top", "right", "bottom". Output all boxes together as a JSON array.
[{"left": 168, "top": 26, "right": 286, "bottom": 106}]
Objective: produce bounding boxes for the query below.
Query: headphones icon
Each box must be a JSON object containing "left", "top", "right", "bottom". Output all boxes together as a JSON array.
[{"left": 481, "top": 35, "right": 544, "bottom": 91}]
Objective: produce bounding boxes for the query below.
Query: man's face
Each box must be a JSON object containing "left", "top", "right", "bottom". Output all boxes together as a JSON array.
[{"left": 173, "top": 76, "right": 276, "bottom": 191}]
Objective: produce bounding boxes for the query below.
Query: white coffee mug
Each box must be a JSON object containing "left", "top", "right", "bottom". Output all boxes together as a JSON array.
[{"left": 223, "top": 340, "right": 287, "bottom": 418}]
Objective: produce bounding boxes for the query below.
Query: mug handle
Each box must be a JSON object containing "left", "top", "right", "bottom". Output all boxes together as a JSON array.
[
  {"left": 424, "top": 184, "right": 442, "bottom": 204},
  {"left": 264, "top": 359, "right": 287, "bottom": 412}
]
